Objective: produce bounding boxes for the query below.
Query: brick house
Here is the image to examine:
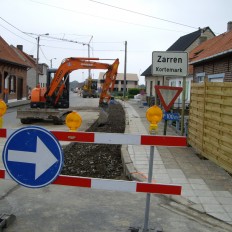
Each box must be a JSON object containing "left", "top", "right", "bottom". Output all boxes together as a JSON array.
[
  {"left": 11, "top": 45, "right": 48, "bottom": 90},
  {"left": 0, "top": 37, "right": 30, "bottom": 102},
  {"left": 189, "top": 22, "right": 232, "bottom": 82},
  {"left": 0, "top": 37, "right": 49, "bottom": 102},
  {"left": 141, "top": 27, "right": 215, "bottom": 106}
]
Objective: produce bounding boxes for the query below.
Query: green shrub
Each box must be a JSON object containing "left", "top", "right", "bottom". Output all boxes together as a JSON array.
[{"left": 128, "top": 88, "right": 140, "bottom": 96}]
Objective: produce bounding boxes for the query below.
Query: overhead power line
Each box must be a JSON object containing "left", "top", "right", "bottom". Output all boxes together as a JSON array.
[
  {"left": 0, "top": 16, "right": 36, "bottom": 40},
  {"left": 29, "top": 0, "right": 190, "bottom": 33},
  {"left": 44, "top": 35, "right": 89, "bottom": 46},
  {"left": 0, "top": 24, "right": 35, "bottom": 44},
  {"left": 89, "top": 0, "right": 198, "bottom": 30}
]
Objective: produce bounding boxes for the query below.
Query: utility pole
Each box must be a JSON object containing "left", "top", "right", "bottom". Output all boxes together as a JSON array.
[
  {"left": 36, "top": 36, "right": 40, "bottom": 86},
  {"left": 36, "top": 33, "right": 49, "bottom": 86},
  {"left": 87, "top": 36, "right": 93, "bottom": 78},
  {"left": 123, "top": 41, "right": 127, "bottom": 100}
]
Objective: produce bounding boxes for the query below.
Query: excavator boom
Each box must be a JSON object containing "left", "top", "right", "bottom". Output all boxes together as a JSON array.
[{"left": 45, "top": 57, "right": 119, "bottom": 107}]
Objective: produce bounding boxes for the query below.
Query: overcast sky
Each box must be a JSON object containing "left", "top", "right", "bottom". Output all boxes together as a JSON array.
[{"left": 1, "top": 0, "right": 232, "bottom": 84}]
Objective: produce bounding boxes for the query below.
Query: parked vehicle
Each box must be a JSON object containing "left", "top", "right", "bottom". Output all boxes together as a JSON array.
[{"left": 82, "top": 77, "right": 98, "bottom": 98}]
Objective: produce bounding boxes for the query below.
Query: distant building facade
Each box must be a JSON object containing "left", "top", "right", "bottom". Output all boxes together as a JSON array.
[
  {"left": 39, "top": 63, "right": 49, "bottom": 88},
  {"left": 98, "top": 72, "right": 139, "bottom": 92}
]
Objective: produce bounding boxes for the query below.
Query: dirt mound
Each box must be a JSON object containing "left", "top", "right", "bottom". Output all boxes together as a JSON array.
[{"left": 61, "top": 102, "right": 126, "bottom": 179}]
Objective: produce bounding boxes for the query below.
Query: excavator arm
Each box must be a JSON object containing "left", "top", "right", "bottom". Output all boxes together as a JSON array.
[
  {"left": 99, "top": 59, "right": 119, "bottom": 107},
  {"left": 44, "top": 57, "right": 119, "bottom": 107}
]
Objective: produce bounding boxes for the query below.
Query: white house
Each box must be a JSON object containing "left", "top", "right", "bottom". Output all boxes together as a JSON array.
[
  {"left": 141, "top": 27, "right": 215, "bottom": 107},
  {"left": 98, "top": 72, "right": 139, "bottom": 92}
]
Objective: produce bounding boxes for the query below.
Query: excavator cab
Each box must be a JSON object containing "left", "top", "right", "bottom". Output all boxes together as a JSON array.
[
  {"left": 46, "top": 69, "right": 70, "bottom": 108},
  {"left": 30, "top": 69, "right": 70, "bottom": 109}
]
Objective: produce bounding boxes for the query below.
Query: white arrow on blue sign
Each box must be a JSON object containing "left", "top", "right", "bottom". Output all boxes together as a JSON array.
[{"left": 2, "top": 126, "right": 63, "bottom": 188}]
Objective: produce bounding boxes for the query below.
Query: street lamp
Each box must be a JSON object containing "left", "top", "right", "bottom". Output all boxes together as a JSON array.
[
  {"left": 36, "top": 33, "right": 49, "bottom": 86},
  {"left": 50, "top": 58, "right": 56, "bottom": 68}
]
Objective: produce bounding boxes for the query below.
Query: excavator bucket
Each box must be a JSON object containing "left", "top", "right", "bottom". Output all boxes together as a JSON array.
[
  {"left": 97, "top": 107, "right": 109, "bottom": 125},
  {"left": 97, "top": 101, "right": 110, "bottom": 125}
]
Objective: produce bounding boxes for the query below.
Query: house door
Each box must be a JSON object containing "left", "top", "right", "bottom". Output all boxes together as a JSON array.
[{"left": 17, "top": 78, "right": 23, "bottom": 100}]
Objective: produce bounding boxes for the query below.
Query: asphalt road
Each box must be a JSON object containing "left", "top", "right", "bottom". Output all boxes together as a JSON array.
[
  {"left": 2, "top": 92, "right": 100, "bottom": 130},
  {"left": 2, "top": 181, "right": 229, "bottom": 232}
]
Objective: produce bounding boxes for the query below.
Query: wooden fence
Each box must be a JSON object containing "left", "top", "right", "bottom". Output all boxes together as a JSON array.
[{"left": 188, "top": 82, "right": 232, "bottom": 173}]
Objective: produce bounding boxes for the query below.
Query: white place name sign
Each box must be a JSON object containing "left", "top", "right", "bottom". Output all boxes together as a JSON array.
[{"left": 152, "top": 51, "right": 188, "bottom": 77}]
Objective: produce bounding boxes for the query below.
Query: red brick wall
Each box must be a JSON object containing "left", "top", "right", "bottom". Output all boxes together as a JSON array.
[
  {"left": 0, "top": 63, "right": 27, "bottom": 100},
  {"left": 193, "top": 55, "right": 232, "bottom": 82}
]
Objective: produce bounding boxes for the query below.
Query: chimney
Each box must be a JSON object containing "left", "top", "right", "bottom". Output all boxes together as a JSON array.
[
  {"left": 17, "top": 45, "right": 23, "bottom": 51},
  {"left": 227, "top": 21, "right": 232, "bottom": 32}
]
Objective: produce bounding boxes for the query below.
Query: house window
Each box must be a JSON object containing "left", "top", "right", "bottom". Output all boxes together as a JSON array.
[
  {"left": 208, "top": 73, "right": 224, "bottom": 82},
  {"left": 157, "top": 81, "right": 160, "bottom": 86},
  {"left": 196, "top": 72, "right": 205, "bottom": 83},
  {"left": 170, "top": 80, "right": 176, "bottom": 87},
  {"left": 198, "top": 76, "right": 204, "bottom": 82},
  {"left": 9, "top": 75, "right": 16, "bottom": 94}
]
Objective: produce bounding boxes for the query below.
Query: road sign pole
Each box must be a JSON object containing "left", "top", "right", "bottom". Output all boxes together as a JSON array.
[
  {"left": 163, "top": 119, "right": 167, "bottom": 135},
  {"left": 143, "top": 106, "right": 164, "bottom": 231},
  {"left": 143, "top": 145, "right": 154, "bottom": 232}
]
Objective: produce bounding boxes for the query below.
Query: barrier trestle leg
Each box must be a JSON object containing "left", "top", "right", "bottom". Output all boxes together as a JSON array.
[{"left": 0, "top": 214, "right": 16, "bottom": 232}]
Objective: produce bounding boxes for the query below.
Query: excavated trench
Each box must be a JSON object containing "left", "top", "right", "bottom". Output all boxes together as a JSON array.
[{"left": 61, "top": 102, "right": 126, "bottom": 179}]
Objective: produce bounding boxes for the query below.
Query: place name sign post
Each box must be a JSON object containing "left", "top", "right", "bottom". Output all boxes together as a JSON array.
[{"left": 152, "top": 51, "right": 188, "bottom": 135}]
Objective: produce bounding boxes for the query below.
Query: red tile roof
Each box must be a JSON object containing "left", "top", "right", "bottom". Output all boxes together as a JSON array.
[
  {"left": 11, "top": 46, "right": 36, "bottom": 69},
  {"left": 0, "top": 36, "right": 30, "bottom": 67},
  {"left": 189, "top": 30, "right": 232, "bottom": 64}
]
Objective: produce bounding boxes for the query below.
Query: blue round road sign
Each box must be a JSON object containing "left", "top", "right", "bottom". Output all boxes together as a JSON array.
[{"left": 2, "top": 126, "right": 64, "bottom": 188}]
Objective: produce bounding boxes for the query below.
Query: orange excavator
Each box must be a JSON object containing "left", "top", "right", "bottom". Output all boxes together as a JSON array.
[{"left": 17, "top": 57, "right": 119, "bottom": 124}]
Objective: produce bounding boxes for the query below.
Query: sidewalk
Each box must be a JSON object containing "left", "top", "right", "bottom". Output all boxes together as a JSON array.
[{"left": 122, "top": 99, "right": 232, "bottom": 225}]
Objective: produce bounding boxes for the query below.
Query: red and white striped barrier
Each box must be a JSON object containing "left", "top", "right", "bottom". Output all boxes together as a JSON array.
[
  {"left": 0, "top": 128, "right": 187, "bottom": 195},
  {"left": 0, "top": 169, "right": 181, "bottom": 195},
  {"left": 0, "top": 128, "right": 187, "bottom": 146}
]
